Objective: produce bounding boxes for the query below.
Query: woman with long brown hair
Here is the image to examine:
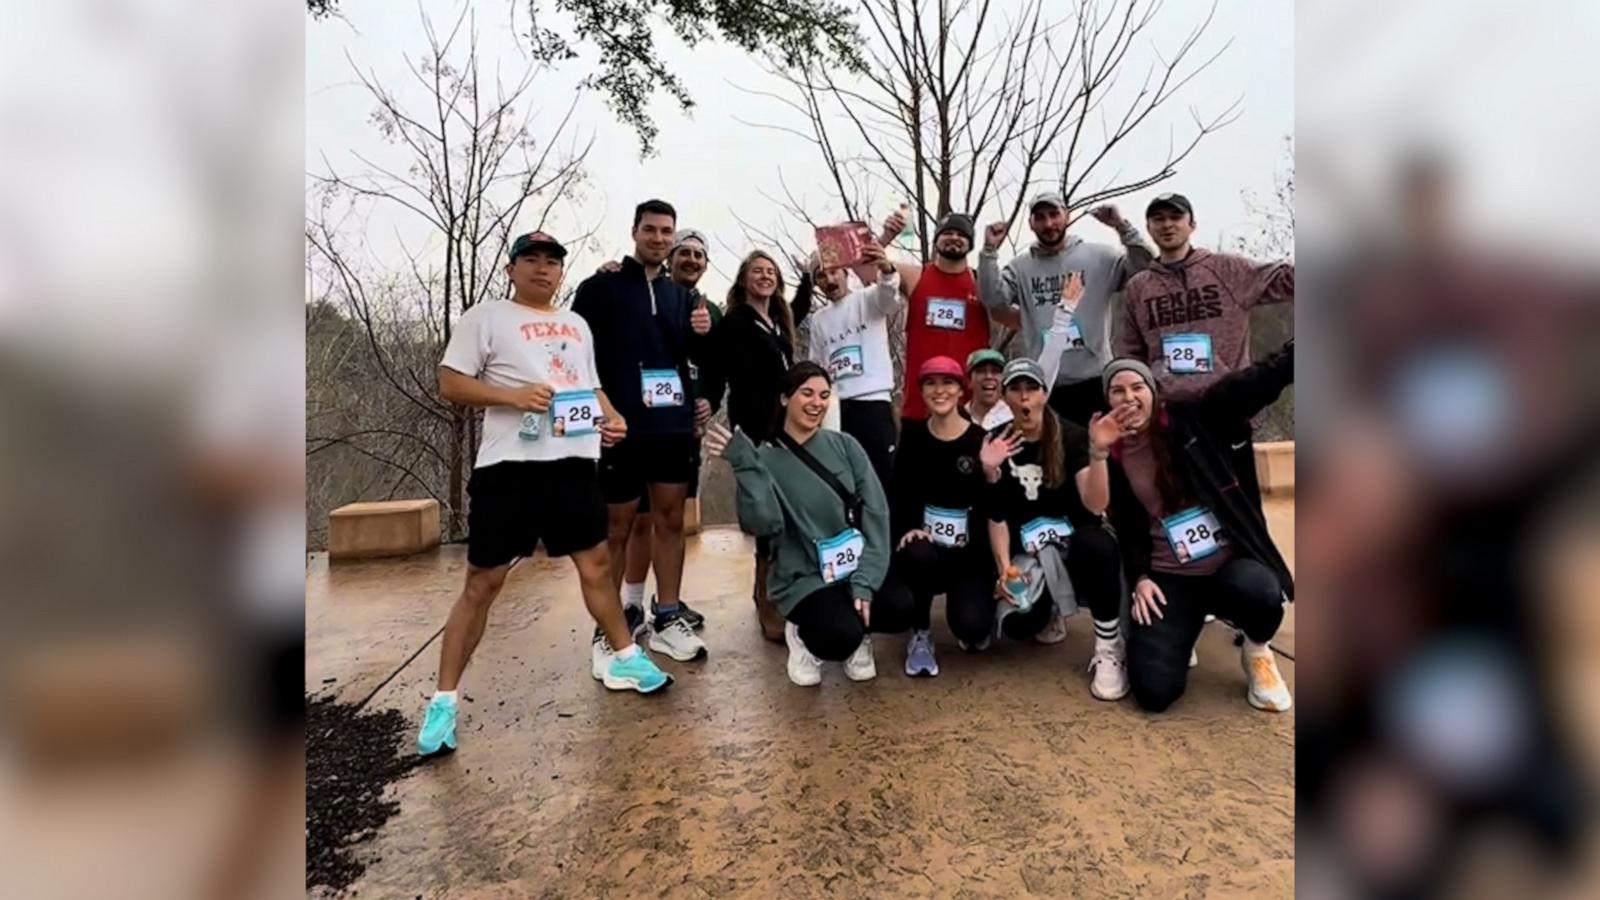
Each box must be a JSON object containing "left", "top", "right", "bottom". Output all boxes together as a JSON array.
[
  {"left": 1079, "top": 344, "right": 1295, "bottom": 713},
  {"left": 704, "top": 362, "right": 915, "bottom": 685},
  {"left": 978, "top": 357, "right": 1125, "bottom": 699},
  {"left": 705, "top": 250, "right": 799, "bottom": 639}
]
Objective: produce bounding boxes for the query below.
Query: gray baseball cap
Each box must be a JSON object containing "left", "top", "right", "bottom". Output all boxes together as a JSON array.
[
  {"left": 1029, "top": 191, "right": 1067, "bottom": 212},
  {"left": 1001, "top": 357, "right": 1048, "bottom": 389}
]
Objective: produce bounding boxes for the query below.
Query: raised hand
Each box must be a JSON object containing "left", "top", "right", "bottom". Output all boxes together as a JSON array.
[
  {"left": 1087, "top": 410, "right": 1128, "bottom": 455},
  {"left": 1088, "top": 205, "right": 1127, "bottom": 230},
  {"left": 507, "top": 383, "right": 554, "bottom": 413},
  {"left": 980, "top": 426, "right": 1024, "bottom": 472},
  {"left": 983, "top": 220, "right": 1009, "bottom": 252},
  {"left": 879, "top": 208, "right": 908, "bottom": 246},
  {"left": 1060, "top": 270, "right": 1085, "bottom": 310}
]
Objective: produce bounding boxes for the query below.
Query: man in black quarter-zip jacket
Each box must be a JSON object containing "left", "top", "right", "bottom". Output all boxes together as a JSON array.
[{"left": 572, "top": 199, "right": 714, "bottom": 666}]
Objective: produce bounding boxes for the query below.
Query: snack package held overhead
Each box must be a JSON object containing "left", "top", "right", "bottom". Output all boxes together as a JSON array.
[{"left": 814, "top": 221, "right": 874, "bottom": 270}]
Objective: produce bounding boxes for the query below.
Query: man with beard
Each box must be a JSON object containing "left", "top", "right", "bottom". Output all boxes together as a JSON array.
[
  {"left": 572, "top": 199, "right": 713, "bottom": 667},
  {"left": 979, "top": 192, "right": 1153, "bottom": 425},
  {"left": 875, "top": 209, "right": 997, "bottom": 423}
]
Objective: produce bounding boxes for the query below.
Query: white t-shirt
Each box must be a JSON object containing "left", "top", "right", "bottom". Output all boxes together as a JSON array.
[
  {"left": 806, "top": 271, "right": 901, "bottom": 402},
  {"left": 441, "top": 301, "right": 604, "bottom": 467}
]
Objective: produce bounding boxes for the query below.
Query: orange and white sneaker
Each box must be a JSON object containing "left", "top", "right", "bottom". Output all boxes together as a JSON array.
[{"left": 1242, "top": 646, "right": 1292, "bottom": 712}]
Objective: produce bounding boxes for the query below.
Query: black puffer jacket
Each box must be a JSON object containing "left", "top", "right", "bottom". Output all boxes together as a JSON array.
[
  {"left": 1106, "top": 342, "right": 1294, "bottom": 599},
  {"left": 707, "top": 302, "right": 796, "bottom": 444}
]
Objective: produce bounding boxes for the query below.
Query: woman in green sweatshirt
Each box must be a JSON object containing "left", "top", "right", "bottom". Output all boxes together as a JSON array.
[{"left": 703, "top": 361, "right": 915, "bottom": 686}]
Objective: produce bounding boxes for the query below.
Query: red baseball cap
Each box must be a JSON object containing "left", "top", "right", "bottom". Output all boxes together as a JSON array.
[{"left": 918, "top": 355, "right": 967, "bottom": 386}]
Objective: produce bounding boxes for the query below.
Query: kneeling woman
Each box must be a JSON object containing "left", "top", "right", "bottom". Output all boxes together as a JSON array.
[
  {"left": 978, "top": 358, "right": 1127, "bottom": 701},
  {"left": 885, "top": 356, "right": 993, "bottom": 677},
  {"left": 703, "top": 362, "right": 915, "bottom": 685},
  {"left": 1079, "top": 345, "right": 1295, "bottom": 713}
]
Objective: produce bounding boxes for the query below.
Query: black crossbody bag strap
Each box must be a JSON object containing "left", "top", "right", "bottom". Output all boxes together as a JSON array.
[{"left": 775, "top": 431, "right": 863, "bottom": 529}]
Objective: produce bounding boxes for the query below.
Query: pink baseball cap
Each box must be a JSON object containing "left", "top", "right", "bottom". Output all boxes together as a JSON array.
[{"left": 918, "top": 355, "right": 967, "bottom": 386}]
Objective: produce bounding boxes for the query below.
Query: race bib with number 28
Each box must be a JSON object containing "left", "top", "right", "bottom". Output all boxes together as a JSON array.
[
  {"left": 1161, "top": 505, "right": 1227, "bottom": 563},
  {"left": 641, "top": 368, "right": 685, "bottom": 407},
  {"left": 926, "top": 298, "right": 967, "bottom": 330},
  {"left": 816, "top": 528, "right": 866, "bottom": 584},
  {"left": 1020, "top": 516, "right": 1073, "bottom": 554},
  {"left": 549, "top": 390, "right": 603, "bottom": 436}
]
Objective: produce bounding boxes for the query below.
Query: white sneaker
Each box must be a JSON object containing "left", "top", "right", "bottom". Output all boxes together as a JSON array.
[
  {"left": 844, "top": 636, "right": 877, "bottom": 682},
  {"left": 590, "top": 629, "right": 612, "bottom": 681},
  {"left": 648, "top": 612, "right": 708, "bottom": 662},
  {"left": 1035, "top": 612, "right": 1068, "bottom": 644},
  {"left": 784, "top": 621, "right": 822, "bottom": 687},
  {"left": 1088, "top": 646, "right": 1129, "bottom": 701},
  {"left": 1242, "top": 646, "right": 1292, "bottom": 712}
]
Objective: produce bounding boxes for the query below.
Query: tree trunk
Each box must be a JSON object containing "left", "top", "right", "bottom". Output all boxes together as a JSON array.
[{"left": 447, "top": 410, "right": 465, "bottom": 539}]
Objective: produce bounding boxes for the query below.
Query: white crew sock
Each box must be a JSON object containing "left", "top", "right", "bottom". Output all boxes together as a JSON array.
[
  {"left": 613, "top": 643, "right": 639, "bottom": 661},
  {"left": 432, "top": 690, "right": 458, "bottom": 706},
  {"left": 1092, "top": 618, "right": 1123, "bottom": 655},
  {"left": 622, "top": 582, "right": 646, "bottom": 609},
  {"left": 1243, "top": 638, "right": 1273, "bottom": 659}
]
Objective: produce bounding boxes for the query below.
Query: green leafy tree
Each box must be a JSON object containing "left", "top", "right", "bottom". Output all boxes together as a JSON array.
[{"left": 308, "top": 0, "right": 866, "bottom": 153}]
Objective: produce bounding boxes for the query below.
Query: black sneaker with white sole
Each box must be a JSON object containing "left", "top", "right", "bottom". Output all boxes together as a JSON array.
[
  {"left": 624, "top": 603, "right": 648, "bottom": 641},
  {"left": 652, "top": 596, "right": 704, "bottom": 630}
]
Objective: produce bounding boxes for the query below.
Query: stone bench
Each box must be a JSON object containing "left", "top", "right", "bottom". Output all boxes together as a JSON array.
[
  {"left": 329, "top": 499, "right": 441, "bottom": 560},
  {"left": 1254, "top": 441, "right": 1294, "bottom": 495}
]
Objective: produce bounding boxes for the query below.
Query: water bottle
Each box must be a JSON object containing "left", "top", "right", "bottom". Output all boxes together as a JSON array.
[
  {"left": 1003, "top": 565, "right": 1032, "bottom": 613},
  {"left": 895, "top": 201, "right": 915, "bottom": 248},
  {"left": 518, "top": 411, "right": 542, "bottom": 440}
]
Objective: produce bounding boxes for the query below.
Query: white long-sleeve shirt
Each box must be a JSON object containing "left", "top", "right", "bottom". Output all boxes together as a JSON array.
[{"left": 806, "top": 270, "right": 902, "bottom": 402}]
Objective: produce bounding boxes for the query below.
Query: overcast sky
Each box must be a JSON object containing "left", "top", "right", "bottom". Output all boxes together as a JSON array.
[{"left": 307, "top": 0, "right": 1292, "bottom": 299}]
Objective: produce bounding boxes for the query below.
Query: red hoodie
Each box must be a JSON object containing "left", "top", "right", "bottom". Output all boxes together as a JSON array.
[
  {"left": 903, "top": 263, "right": 989, "bottom": 419},
  {"left": 1114, "top": 248, "right": 1293, "bottom": 399}
]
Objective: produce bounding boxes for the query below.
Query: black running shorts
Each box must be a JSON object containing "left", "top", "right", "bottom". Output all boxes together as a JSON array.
[{"left": 466, "top": 458, "right": 608, "bottom": 568}]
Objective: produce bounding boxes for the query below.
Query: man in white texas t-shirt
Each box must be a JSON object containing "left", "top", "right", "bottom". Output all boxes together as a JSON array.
[{"left": 416, "top": 231, "right": 673, "bottom": 761}]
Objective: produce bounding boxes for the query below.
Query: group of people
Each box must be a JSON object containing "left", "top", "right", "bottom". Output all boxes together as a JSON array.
[{"left": 416, "top": 191, "right": 1295, "bottom": 759}]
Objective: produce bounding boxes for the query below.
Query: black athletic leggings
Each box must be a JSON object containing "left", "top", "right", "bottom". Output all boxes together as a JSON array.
[
  {"left": 841, "top": 398, "right": 897, "bottom": 491},
  {"left": 1127, "top": 557, "right": 1286, "bottom": 713},
  {"left": 889, "top": 540, "right": 992, "bottom": 631},
  {"left": 945, "top": 524, "right": 1123, "bottom": 646},
  {"left": 785, "top": 575, "right": 916, "bottom": 661}
]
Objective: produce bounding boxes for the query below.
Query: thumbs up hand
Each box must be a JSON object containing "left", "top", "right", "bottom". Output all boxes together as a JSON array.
[{"left": 690, "top": 292, "right": 712, "bottom": 335}]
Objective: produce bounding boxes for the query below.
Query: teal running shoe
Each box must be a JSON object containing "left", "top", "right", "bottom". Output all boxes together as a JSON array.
[
  {"left": 417, "top": 695, "right": 458, "bottom": 757},
  {"left": 603, "top": 651, "right": 673, "bottom": 694}
]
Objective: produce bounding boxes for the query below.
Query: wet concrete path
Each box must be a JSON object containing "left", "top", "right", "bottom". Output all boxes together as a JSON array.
[{"left": 308, "top": 502, "right": 1295, "bottom": 898}]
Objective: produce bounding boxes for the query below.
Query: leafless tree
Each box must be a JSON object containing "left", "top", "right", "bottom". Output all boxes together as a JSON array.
[
  {"left": 1233, "top": 134, "right": 1294, "bottom": 262},
  {"left": 1230, "top": 134, "right": 1294, "bottom": 441},
  {"left": 740, "top": 0, "right": 1239, "bottom": 257},
  {"left": 305, "top": 5, "right": 591, "bottom": 538}
]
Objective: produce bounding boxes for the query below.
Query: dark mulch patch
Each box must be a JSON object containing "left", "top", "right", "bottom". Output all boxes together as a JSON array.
[{"left": 306, "top": 693, "right": 426, "bottom": 894}]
